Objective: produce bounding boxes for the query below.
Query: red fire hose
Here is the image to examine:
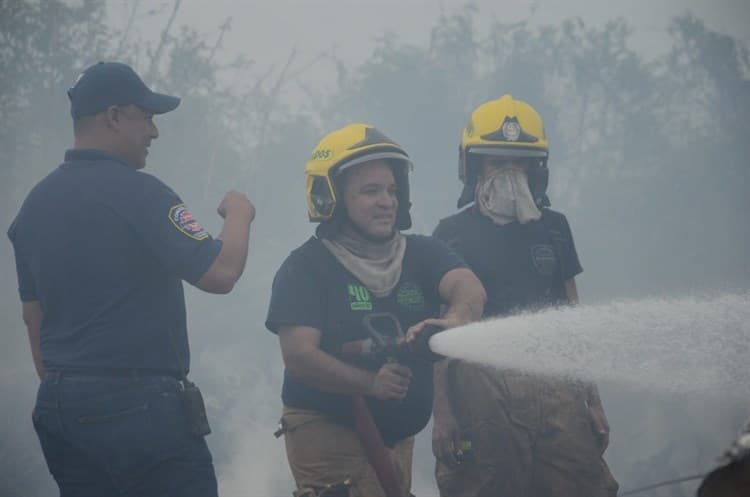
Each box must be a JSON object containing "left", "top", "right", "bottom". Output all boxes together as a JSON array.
[
  {"left": 351, "top": 395, "right": 405, "bottom": 497},
  {"left": 343, "top": 315, "right": 444, "bottom": 497}
]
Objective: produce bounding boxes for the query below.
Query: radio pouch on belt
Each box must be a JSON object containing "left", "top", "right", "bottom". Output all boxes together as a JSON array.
[
  {"left": 179, "top": 380, "right": 212, "bottom": 437},
  {"left": 166, "top": 326, "right": 212, "bottom": 438}
]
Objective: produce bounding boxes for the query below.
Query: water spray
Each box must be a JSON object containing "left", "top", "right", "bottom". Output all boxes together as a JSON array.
[
  {"left": 428, "top": 292, "right": 750, "bottom": 397},
  {"left": 423, "top": 292, "right": 750, "bottom": 496}
]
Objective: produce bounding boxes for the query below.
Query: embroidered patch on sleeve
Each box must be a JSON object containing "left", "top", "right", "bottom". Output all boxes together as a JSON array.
[{"left": 168, "top": 204, "right": 209, "bottom": 240}]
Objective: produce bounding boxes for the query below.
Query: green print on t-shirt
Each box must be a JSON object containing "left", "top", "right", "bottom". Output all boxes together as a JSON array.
[{"left": 348, "top": 284, "right": 373, "bottom": 311}]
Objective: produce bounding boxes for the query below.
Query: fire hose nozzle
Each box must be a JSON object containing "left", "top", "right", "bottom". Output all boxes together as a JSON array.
[
  {"left": 341, "top": 314, "right": 447, "bottom": 364},
  {"left": 407, "top": 324, "right": 445, "bottom": 363}
]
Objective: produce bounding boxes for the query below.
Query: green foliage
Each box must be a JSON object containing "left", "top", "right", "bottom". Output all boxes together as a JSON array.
[
  {"left": 323, "top": 9, "right": 750, "bottom": 296},
  {"left": 0, "top": 0, "right": 108, "bottom": 193}
]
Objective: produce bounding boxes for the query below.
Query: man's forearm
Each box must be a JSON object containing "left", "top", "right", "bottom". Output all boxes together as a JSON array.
[
  {"left": 437, "top": 268, "right": 486, "bottom": 326},
  {"left": 29, "top": 328, "right": 45, "bottom": 380},
  {"left": 215, "top": 211, "right": 251, "bottom": 280},
  {"left": 443, "top": 280, "right": 485, "bottom": 324},
  {"left": 286, "top": 347, "right": 375, "bottom": 396},
  {"left": 22, "top": 301, "right": 45, "bottom": 380}
]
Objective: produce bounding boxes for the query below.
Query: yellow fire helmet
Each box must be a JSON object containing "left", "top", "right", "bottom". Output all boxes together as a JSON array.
[
  {"left": 458, "top": 94, "right": 550, "bottom": 208},
  {"left": 305, "top": 123, "right": 413, "bottom": 230}
]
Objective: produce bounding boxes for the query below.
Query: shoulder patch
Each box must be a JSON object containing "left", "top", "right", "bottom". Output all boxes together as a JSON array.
[{"left": 168, "top": 204, "right": 208, "bottom": 240}]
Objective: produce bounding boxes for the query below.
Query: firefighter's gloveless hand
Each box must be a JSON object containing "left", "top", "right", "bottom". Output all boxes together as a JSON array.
[
  {"left": 368, "top": 363, "right": 412, "bottom": 400},
  {"left": 217, "top": 190, "right": 255, "bottom": 222},
  {"left": 405, "top": 308, "right": 476, "bottom": 344}
]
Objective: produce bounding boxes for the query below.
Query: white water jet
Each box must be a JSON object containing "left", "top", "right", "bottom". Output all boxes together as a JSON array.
[{"left": 430, "top": 292, "right": 750, "bottom": 397}]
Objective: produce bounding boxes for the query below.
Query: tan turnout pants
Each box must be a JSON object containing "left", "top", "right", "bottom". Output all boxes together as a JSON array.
[
  {"left": 281, "top": 406, "right": 414, "bottom": 497},
  {"left": 436, "top": 363, "right": 619, "bottom": 497}
]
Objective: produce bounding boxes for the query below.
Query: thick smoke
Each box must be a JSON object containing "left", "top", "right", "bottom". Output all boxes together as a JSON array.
[{"left": 1, "top": 2, "right": 748, "bottom": 496}]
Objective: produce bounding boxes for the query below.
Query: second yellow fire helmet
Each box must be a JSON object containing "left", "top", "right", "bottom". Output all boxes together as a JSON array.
[
  {"left": 458, "top": 94, "right": 551, "bottom": 208},
  {"left": 305, "top": 123, "right": 413, "bottom": 230}
]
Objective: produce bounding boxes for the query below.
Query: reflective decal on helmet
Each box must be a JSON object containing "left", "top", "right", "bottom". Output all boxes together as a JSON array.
[
  {"left": 481, "top": 116, "right": 538, "bottom": 143},
  {"left": 502, "top": 120, "right": 521, "bottom": 141},
  {"left": 310, "top": 148, "right": 334, "bottom": 161}
]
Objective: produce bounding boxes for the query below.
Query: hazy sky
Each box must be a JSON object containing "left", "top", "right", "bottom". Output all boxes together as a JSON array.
[{"left": 121, "top": 0, "right": 750, "bottom": 71}]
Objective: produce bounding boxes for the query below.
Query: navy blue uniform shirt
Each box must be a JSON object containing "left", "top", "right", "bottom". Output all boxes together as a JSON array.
[{"left": 7, "top": 149, "right": 222, "bottom": 374}]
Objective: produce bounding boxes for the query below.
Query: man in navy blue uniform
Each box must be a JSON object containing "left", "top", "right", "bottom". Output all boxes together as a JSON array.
[
  {"left": 266, "top": 124, "right": 486, "bottom": 497},
  {"left": 7, "top": 61, "right": 255, "bottom": 497}
]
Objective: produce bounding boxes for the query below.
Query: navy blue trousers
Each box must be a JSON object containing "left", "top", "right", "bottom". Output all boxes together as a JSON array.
[{"left": 33, "top": 375, "right": 218, "bottom": 497}]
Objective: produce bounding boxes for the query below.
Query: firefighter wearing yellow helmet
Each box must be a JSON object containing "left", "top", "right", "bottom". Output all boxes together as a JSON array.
[
  {"left": 457, "top": 93, "right": 550, "bottom": 209},
  {"left": 304, "top": 123, "right": 413, "bottom": 231},
  {"left": 266, "top": 123, "right": 486, "bottom": 496},
  {"left": 432, "top": 95, "right": 619, "bottom": 497}
]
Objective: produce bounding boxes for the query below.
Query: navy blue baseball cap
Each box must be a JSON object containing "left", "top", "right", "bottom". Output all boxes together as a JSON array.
[{"left": 68, "top": 61, "right": 180, "bottom": 118}]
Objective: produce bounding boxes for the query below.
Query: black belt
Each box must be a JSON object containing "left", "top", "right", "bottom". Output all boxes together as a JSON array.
[{"left": 45, "top": 369, "right": 184, "bottom": 380}]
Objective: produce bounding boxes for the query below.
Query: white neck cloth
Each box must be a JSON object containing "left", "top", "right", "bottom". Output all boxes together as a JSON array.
[
  {"left": 321, "top": 231, "right": 406, "bottom": 298},
  {"left": 476, "top": 167, "right": 542, "bottom": 225}
]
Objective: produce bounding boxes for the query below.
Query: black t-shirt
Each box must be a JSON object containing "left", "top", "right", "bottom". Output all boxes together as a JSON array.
[
  {"left": 266, "top": 234, "right": 465, "bottom": 445},
  {"left": 433, "top": 207, "right": 582, "bottom": 318},
  {"left": 7, "top": 149, "right": 222, "bottom": 373}
]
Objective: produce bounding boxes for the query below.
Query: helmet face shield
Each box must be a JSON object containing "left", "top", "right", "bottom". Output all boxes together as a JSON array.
[
  {"left": 306, "top": 174, "right": 336, "bottom": 221},
  {"left": 468, "top": 146, "right": 548, "bottom": 160},
  {"left": 335, "top": 151, "right": 413, "bottom": 177}
]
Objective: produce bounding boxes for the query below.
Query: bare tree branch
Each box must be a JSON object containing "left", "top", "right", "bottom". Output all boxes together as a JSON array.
[
  {"left": 115, "top": 0, "right": 141, "bottom": 59},
  {"left": 207, "top": 17, "right": 232, "bottom": 65},
  {"left": 287, "top": 44, "right": 336, "bottom": 81},
  {"left": 244, "top": 48, "right": 296, "bottom": 186},
  {"left": 146, "top": 0, "right": 182, "bottom": 81}
]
